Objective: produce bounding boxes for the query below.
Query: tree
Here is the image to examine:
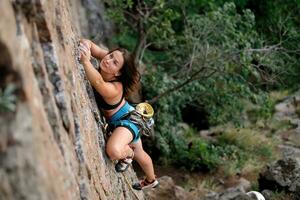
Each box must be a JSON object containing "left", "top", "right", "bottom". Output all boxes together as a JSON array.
[
  {"left": 105, "top": 1, "right": 300, "bottom": 166},
  {"left": 104, "top": 0, "right": 178, "bottom": 66},
  {"left": 148, "top": 3, "right": 286, "bottom": 104}
]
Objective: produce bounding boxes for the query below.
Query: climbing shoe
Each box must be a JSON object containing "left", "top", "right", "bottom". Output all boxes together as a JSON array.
[
  {"left": 132, "top": 178, "right": 159, "bottom": 190},
  {"left": 115, "top": 151, "right": 134, "bottom": 173}
]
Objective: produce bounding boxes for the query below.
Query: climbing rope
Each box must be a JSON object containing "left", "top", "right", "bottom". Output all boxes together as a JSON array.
[{"left": 122, "top": 173, "right": 141, "bottom": 200}]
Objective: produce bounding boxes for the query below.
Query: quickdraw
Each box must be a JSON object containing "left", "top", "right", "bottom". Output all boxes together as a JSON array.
[{"left": 128, "top": 110, "right": 154, "bottom": 137}]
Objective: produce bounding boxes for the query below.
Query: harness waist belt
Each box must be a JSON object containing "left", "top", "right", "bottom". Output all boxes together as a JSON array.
[{"left": 109, "top": 102, "right": 135, "bottom": 122}]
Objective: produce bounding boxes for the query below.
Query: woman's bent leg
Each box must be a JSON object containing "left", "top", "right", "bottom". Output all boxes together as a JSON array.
[
  {"left": 106, "top": 127, "right": 134, "bottom": 161},
  {"left": 131, "top": 139, "right": 156, "bottom": 181}
]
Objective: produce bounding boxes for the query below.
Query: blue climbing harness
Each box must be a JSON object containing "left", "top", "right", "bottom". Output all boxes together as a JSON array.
[{"left": 108, "top": 102, "right": 140, "bottom": 143}]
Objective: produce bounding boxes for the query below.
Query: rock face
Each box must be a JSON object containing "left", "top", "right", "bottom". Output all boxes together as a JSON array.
[
  {"left": 258, "top": 90, "right": 300, "bottom": 200},
  {"left": 79, "top": 0, "right": 114, "bottom": 44},
  {"left": 144, "top": 176, "right": 191, "bottom": 200},
  {"left": 274, "top": 90, "right": 300, "bottom": 153},
  {"left": 274, "top": 90, "right": 300, "bottom": 121},
  {"left": 258, "top": 157, "right": 300, "bottom": 198},
  {"left": 204, "top": 187, "right": 252, "bottom": 200},
  {"left": 0, "top": 1, "right": 143, "bottom": 200}
]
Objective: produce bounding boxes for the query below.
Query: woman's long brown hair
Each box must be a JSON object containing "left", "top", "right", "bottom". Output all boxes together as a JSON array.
[{"left": 108, "top": 48, "right": 140, "bottom": 97}]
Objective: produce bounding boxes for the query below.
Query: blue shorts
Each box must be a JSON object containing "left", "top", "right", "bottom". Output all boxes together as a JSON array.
[{"left": 108, "top": 102, "right": 140, "bottom": 143}]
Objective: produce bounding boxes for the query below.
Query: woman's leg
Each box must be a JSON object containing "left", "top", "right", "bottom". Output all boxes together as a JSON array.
[
  {"left": 106, "top": 127, "right": 134, "bottom": 161},
  {"left": 131, "top": 139, "right": 156, "bottom": 181}
]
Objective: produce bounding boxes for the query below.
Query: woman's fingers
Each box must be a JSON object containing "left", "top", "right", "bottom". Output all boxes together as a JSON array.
[
  {"left": 82, "top": 42, "right": 90, "bottom": 49},
  {"left": 79, "top": 43, "right": 89, "bottom": 53},
  {"left": 79, "top": 47, "right": 88, "bottom": 55},
  {"left": 79, "top": 43, "right": 91, "bottom": 63},
  {"left": 79, "top": 44, "right": 91, "bottom": 57},
  {"left": 79, "top": 42, "right": 90, "bottom": 51},
  {"left": 80, "top": 50, "right": 89, "bottom": 58},
  {"left": 79, "top": 40, "right": 90, "bottom": 49},
  {"left": 79, "top": 52, "right": 89, "bottom": 63}
]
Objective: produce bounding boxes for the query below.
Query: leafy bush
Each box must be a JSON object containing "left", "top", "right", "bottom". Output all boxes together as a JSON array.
[
  {"left": 154, "top": 121, "right": 277, "bottom": 173},
  {"left": 174, "top": 139, "right": 220, "bottom": 171},
  {"left": 0, "top": 84, "right": 17, "bottom": 113},
  {"left": 106, "top": 1, "right": 300, "bottom": 171},
  {"left": 141, "top": 3, "right": 280, "bottom": 164},
  {"left": 217, "top": 127, "right": 275, "bottom": 158}
]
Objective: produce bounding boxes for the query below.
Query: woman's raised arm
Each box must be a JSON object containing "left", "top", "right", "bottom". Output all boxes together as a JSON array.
[
  {"left": 80, "top": 39, "right": 108, "bottom": 60},
  {"left": 81, "top": 60, "right": 120, "bottom": 98}
]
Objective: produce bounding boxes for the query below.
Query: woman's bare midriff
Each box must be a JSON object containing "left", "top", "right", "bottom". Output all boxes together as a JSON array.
[{"left": 101, "top": 99, "right": 126, "bottom": 119}]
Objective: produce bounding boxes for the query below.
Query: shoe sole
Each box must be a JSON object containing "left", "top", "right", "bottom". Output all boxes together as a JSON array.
[
  {"left": 133, "top": 180, "right": 159, "bottom": 190},
  {"left": 115, "top": 159, "right": 133, "bottom": 173},
  {"left": 115, "top": 163, "right": 130, "bottom": 173}
]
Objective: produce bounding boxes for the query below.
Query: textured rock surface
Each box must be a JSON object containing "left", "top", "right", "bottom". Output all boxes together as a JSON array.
[
  {"left": 258, "top": 157, "right": 300, "bottom": 198},
  {"left": 0, "top": 1, "right": 143, "bottom": 200},
  {"left": 204, "top": 187, "right": 252, "bottom": 200},
  {"left": 144, "top": 176, "right": 191, "bottom": 200},
  {"left": 274, "top": 90, "right": 300, "bottom": 151}
]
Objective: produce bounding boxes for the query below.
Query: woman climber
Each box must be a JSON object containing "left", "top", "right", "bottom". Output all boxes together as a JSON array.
[{"left": 78, "top": 39, "right": 159, "bottom": 190}]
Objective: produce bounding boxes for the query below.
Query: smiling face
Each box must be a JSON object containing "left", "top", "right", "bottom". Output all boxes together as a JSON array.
[
  {"left": 100, "top": 50, "right": 124, "bottom": 76},
  {"left": 99, "top": 47, "right": 140, "bottom": 96}
]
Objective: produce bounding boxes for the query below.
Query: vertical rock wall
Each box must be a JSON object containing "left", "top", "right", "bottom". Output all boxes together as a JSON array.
[{"left": 0, "top": 0, "right": 143, "bottom": 199}]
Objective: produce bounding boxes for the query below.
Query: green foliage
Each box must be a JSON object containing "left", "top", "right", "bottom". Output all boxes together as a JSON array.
[
  {"left": 169, "top": 127, "right": 220, "bottom": 171},
  {"left": 247, "top": 92, "right": 275, "bottom": 122},
  {"left": 0, "top": 84, "right": 17, "bottom": 113},
  {"left": 162, "top": 124, "right": 275, "bottom": 172},
  {"left": 140, "top": 3, "right": 283, "bottom": 168},
  {"left": 217, "top": 127, "right": 275, "bottom": 159},
  {"left": 106, "top": 0, "right": 300, "bottom": 171},
  {"left": 104, "top": 0, "right": 179, "bottom": 50},
  {"left": 195, "top": 76, "right": 252, "bottom": 125},
  {"left": 178, "top": 139, "right": 220, "bottom": 171},
  {"left": 110, "top": 30, "right": 136, "bottom": 50},
  {"left": 243, "top": 0, "right": 300, "bottom": 89}
]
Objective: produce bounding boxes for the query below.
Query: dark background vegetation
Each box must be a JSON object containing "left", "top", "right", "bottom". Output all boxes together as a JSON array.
[{"left": 101, "top": 0, "right": 300, "bottom": 175}]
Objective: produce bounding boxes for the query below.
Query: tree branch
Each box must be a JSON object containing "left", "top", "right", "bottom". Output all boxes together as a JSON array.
[{"left": 148, "top": 65, "right": 211, "bottom": 104}]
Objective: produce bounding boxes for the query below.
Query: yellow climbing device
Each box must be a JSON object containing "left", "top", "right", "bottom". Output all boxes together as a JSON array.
[{"left": 135, "top": 103, "right": 154, "bottom": 118}]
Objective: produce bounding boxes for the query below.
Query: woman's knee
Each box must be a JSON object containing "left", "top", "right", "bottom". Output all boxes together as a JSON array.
[{"left": 106, "top": 145, "right": 123, "bottom": 160}]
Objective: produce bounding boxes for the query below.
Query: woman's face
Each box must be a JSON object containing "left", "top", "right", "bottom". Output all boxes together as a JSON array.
[{"left": 100, "top": 50, "right": 124, "bottom": 76}]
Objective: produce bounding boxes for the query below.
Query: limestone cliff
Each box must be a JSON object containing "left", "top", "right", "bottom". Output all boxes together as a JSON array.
[{"left": 0, "top": 0, "right": 144, "bottom": 199}]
